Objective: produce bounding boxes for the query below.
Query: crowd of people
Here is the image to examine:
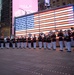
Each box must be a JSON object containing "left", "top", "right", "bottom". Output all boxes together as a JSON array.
[{"left": 0, "top": 29, "right": 74, "bottom": 52}]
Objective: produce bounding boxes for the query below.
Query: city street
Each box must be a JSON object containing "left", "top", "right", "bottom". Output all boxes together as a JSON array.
[{"left": 0, "top": 47, "right": 74, "bottom": 75}]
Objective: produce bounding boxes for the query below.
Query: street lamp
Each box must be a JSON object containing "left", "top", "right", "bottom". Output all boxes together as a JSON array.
[{"left": 19, "top": 8, "right": 27, "bottom": 15}]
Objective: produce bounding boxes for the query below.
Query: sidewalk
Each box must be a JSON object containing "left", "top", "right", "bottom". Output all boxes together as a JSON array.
[{"left": 0, "top": 48, "right": 74, "bottom": 75}]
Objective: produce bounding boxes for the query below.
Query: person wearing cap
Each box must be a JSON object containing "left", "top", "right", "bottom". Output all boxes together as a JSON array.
[
  {"left": 0, "top": 36, "right": 4, "bottom": 49},
  {"left": 23, "top": 36, "right": 27, "bottom": 49},
  {"left": 43, "top": 34, "right": 47, "bottom": 49},
  {"left": 33, "top": 34, "right": 36, "bottom": 49},
  {"left": 47, "top": 33, "right": 52, "bottom": 50},
  {"left": 6, "top": 36, "right": 10, "bottom": 49},
  {"left": 38, "top": 34, "right": 43, "bottom": 49},
  {"left": 11, "top": 36, "right": 16, "bottom": 48},
  {"left": 16, "top": 36, "right": 20, "bottom": 48},
  {"left": 58, "top": 30, "right": 64, "bottom": 51},
  {"left": 63, "top": 30, "right": 68, "bottom": 50},
  {"left": 28, "top": 35, "right": 31, "bottom": 49},
  {"left": 66, "top": 30, "right": 72, "bottom": 52},
  {"left": 51, "top": 32, "right": 56, "bottom": 50}
]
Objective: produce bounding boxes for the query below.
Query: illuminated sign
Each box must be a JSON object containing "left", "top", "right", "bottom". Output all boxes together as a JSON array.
[{"left": 14, "top": 5, "right": 74, "bottom": 36}]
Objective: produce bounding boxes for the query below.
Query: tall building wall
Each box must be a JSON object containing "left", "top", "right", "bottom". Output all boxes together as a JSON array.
[
  {"left": 1, "top": 0, "right": 12, "bottom": 36},
  {"left": 50, "top": 0, "right": 74, "bottom": 8}
]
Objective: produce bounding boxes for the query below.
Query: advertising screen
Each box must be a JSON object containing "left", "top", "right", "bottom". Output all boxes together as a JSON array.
[
  {"left": 14, "top": 5, "right": 74, "bottom": 36},
  {"left": 12, "top": 0, "right": 38, "bottom": 34}
]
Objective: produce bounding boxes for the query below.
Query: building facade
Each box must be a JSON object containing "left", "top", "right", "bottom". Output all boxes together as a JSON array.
[
  {"left": 50, "top": 0, "right": 74, "bottom": 8},
  {"left": 1, "top": 0, "right": 12, "bottom": 36},
  {"left": 38, "top": 0, "right": 74, "bottom": 11}
]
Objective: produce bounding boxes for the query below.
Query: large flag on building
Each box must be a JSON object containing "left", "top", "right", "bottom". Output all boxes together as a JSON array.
[{"left": 15, "top": 5, "right": 74, "bottom": 36}]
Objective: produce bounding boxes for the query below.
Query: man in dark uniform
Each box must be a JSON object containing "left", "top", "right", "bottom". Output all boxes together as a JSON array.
[
  {"left": 51, "top": 32, "right": 56, "bottom": 50},
  {"left": 28, "top": 35, "right": 31, "bottom": 49},
  {"left": 58, "top": 30, "right": 64, "bottom": 51},
  {"left": 16, "top": 36, "right": 20, "bottom": 48},
  {"left": 63, "top": 30, "right": 67, "bottom": 50},
  {"left": 66, "top": 30, "right": 72, "bottom": 52},
  {"left": 71, "top": 30, "right": 74, "bottom": 47},
  {"left": 38, "top": 34, "right": 43, "bottom": 49},
  {"left": 33, "top": 34, "right": 36, "bottom": 49},
  {"left": 43, "top": 34, "right": 47, "bottom": 49},
  {"left": 6, "top": 36, "right": 10, "bottom": 49},
  {"left": 23, "top": 36, "right": 27, "bottom": 49},
  {"left": 0, "top": 36, "right": 4, "bottom": 49},
  {"left": 11, "top": 36, "right": 16, "bottom": 48},
  {"left": 47, "top": 33, "right": 52, "bottom": 50}
]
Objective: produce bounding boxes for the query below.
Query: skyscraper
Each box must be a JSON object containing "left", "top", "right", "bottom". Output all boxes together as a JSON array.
[{"left": 1, "top": 0, "right": 12, "bottom": 36}]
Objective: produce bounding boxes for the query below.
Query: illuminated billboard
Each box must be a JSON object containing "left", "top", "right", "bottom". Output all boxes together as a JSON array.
[
  {"left": 13, "top": 0, "right": 38, "bottom": 17},
  {"left": 12, "top": 0, "right": 38, "bottom": 34},
  {"left": 14, "top": 5, "right": 74, "bottom": 36}
]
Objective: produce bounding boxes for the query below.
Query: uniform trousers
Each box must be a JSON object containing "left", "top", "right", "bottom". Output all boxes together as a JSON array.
[
  {"left": 28, "top": 43, "right": 31, "bottom": 48},
  {"left": 24, "top": 42, "right": 27, "bottom": 48},
  {"left": 5, "top": 43, "right": 10, "bottom": 48},
  {"left": 52, "top": 42, "right": 56, "bottom": 50},
  {"left": 47, "top": 42, "right": 51, "bottom": 49},
  {"left": 43, "top": 42, "right": 47, "bottom": 49},
  {"left": 17, "top": 42, "right": 20, "bottom": 48},
  {"left": 67, "top": 42, "right": 71, "bottom": 51},
  {"left": 64, "top": 41, "right": 67, "bottom": 49},
  {"left": 71, "top": 38, "right": 74, "bottom": 46},
  {"left": 12, "top": 43, "right": 15, "bottom": 48},
  {"left": 20, "top": 42, "right": 24, "bottom": 48},
  {"left": 33, "top": 42, "right": 36, "bottom": 49},
  {"left": 39, "top": 42, "right": 42, "bottom": 48},
  {"left": 1, "top": 43, "right": 4, "bottom": 48},
  {"left": 59, "top": 41, "right": 63, "bottom": 50}
]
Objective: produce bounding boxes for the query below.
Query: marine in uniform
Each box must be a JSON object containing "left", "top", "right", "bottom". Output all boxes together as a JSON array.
[
  {"left": 43, "top": 34, "right": 47, "bottom": 49},
  {"left": 16, "top": 36, "right": 20, "bottom": 48},
  {"left": 38, "top": 34, "right": 42, "bottom": 49},
  {"left": 6, "top": 36, "right": 10, "bottom": 49},
  {"left": 66, "top": 30, "right": 72, "bottom": 52},
  {"left": 33, "top": 34, "right": 36, "bottom": 49},
  {"left": 47, "top": 33, "right": 52, "bottom": 50},
  {"left": 63, "top": 30, "right": 67, "bottom": 50},
  {"left": 58, "top": 30, "right": 64, "bottom": 51},
  {"left": 0, "top": 36, "right": 4, "bottom": 49},
  {"left": 28, "top": 36, "right": 31, "bottom": 49},
  {"left": 23, "top": 36, "right": 27, "bottom": 49},
  {"left": 51, "top": 32, "right": 56, "bottom": 50},
  {"left": 11, "top": 36, "right": 16, "bottom": 48}
]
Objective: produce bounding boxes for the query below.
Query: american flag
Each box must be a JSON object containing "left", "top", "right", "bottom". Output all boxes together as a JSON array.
[{"left": 15, "top": 5, "right": 74, "bottom": 36}]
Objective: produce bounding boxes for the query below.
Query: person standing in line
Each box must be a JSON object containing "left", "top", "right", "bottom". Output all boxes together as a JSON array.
[
  {"left": 23, "top": 36, "right": 27, "bottom": 49},
  {"left": 43, "top": 34, "right": 47, "bottom": 49},
  {"left": 58, "top": 30, "right": 64, "bottom": 51},
  {"left": 16, "top": 36, "right": 20, "bottom": 48},
  {"left": 6, "top": 36, "right": 10, "bottom": 49},
  {"left": 0, "top": 36, "right": 4, "bottom": 49},
  {"left": 11, "top": 36, "right": 16, "bottom": 49},
  {"left": 20, "top": 36, "right": 24, "bottom": 48},
  {"left": 38, "top": 34, "right": 43, "bottom": 49},
  {"left": 71, "top": 29, "right": 74, "bottom": 47},
  {"left": 66, "top": 30, "right": 72, "bottom": 52},
  {"left": 47, "top": 33, "right": 52, "bottom": 50},
  {"left": 28, "top": 35, "right": 31, "bottom": 49},
  {"left": 33, "top": 34, "right": 36, "bottom": 49},
  {"left": 63, "top": 30, "right": 68, "bottom": 50},
  {"left": 51, "top": 32, "right": 56, "bottom": 50}
]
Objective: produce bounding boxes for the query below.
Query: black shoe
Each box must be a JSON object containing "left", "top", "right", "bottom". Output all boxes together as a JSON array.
[
  {"left": 60, "top": 50, "right": 63, "bottom": 51},
  {"left": 67, "top": 51, "right": 71, "bottom": 52}
]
